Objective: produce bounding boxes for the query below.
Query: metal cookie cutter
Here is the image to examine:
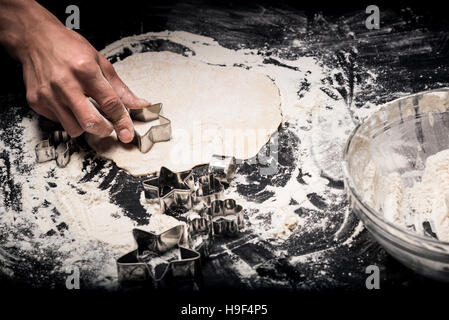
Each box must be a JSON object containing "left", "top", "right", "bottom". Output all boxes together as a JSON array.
[
  {"left": 88, "top": 98, "right": 171, "bottom": 154},
  {"left": 177, "top": 210, "right": 210, "bottom": 235},
  {"left": 141, "top": 154, "right": 235, "bottom": 214},
  {"left": 203, "top": 199, "right": 245, "bottom": 236},
  {"left": 208, "top": 154, "right": 236, "bottom": 184},
  {"left": 129, "top": 103, "right": 172, "bottom": 153},
  {"left": 117, "top": 225, "right": 202, "bottom": 289},
  {"left": 143, "top": 166, "right": 196, "bottom": 213},
  {"left": 35, "top": 130, "right": 77, "bottom": 168},
  {"left": 193, "top": 173, "right": 225, "bottom": 206},
  {"left": 171, "top": 210, "right": 214, "bottom": 259}
]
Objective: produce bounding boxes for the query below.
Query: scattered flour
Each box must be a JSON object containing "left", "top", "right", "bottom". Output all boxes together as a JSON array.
[
  {"left": 0, "top": 30, "right": 377, "bottom": 287},
  {"left": 0, "top": 115, "right": 182, "bottom": 288},
  {"left": 103, "top": 30, "right": 367, "bottom": 243}
]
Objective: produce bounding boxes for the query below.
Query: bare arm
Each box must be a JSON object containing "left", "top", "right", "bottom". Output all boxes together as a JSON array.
[{"left": 0, "top": 0, "right": 149, "bottom": 142}]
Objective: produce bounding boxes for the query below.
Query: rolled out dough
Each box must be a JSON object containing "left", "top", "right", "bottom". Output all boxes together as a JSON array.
[{"left": 86, "top": 51, "right": 282, "bottom": 176}]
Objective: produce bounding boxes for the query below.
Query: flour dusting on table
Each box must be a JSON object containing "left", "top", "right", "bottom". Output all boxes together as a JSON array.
[{"left": 0, "top": 30, "right": 378, "bottom": 289}]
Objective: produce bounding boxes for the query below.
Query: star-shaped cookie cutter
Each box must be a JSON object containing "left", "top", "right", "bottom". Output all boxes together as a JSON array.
[
  {"left": 116, "top": 225, "right": 202, "bottom": 289},
  {"left": 129, "top": 103, "right": 172, "bottom": 153},
  {"left": 142, "top": 166, "right": 227, "bottom": 215},
  {"left": 143, "top": 166, "right": 196, "bottom": 213},
  {"left": 35, "top": 130, "right": 78, "bottom": 168},
  {"left": 121, "top": 163, "right": 245, "bottom": 288}
]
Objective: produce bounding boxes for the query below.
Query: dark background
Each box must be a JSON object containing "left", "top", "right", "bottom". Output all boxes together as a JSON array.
[{"left": 1, "top": 0, "right": 449, "bottom": 94}]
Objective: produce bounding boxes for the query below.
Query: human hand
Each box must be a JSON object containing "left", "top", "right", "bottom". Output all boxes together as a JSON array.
[{"left": 0, "top": 0, "right": 149, "bottom": 142}]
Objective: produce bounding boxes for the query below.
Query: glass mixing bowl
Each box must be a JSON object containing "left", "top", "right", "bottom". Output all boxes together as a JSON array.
[{"left": 343, "top": 88, "right": 449, "bottom": 281}]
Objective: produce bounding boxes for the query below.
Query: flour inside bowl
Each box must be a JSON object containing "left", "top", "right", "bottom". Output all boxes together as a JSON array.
[{"left": 363, "top": 149, "right": 449, "bottom": 242}]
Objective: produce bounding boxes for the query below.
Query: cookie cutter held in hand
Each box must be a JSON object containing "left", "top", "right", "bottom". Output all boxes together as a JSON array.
[{"left": 129, "top": 103, "right": 172, "bottom": 153}]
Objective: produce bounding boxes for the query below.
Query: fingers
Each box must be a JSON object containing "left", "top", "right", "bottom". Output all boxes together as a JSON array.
[
  {"left": 26, "top": 87, "right": 84, "bottom": 138},
  {"left": 51, "top": 102, "right": 84, "bottom": 138},
  {"left": 67, "top": 97, "right": 114, "bottom": 138},
  {"left": 29, "top": 88, "right": 113, "bottom": 139},
  {"left": 23, "top": 52, "right": 145, "bottom": 142},
  {"left": 29, "top": 103, "right": 59, "bottom": 123},
  {"left": 51, "top": 80, "right": 114, "bottom": 138},
  {"left": 98, "top": 55, "right": 150, "bottom": 109},
  {"left": 80, "top": 66, "right": 135, "bottom": 143}
]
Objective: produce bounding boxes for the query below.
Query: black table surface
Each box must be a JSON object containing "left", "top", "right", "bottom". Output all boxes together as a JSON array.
[{"left": 1, "top": 0, "right": 449, "bottom": 293}]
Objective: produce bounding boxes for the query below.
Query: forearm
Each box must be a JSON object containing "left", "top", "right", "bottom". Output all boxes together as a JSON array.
[{"left": 0, "top": 0, "right": 63, "bottom": 61}]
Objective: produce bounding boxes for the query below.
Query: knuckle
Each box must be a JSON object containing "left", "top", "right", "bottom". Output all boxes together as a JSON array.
[
  {"left": 36, "top": 86, "right": 51, "bottom": 102},
  {"left": 119, "top": 84, "right": 130, "bottom": 97},
  {"left": 102, "top": 58, "right": 114, "bottom": 72},
  {"left": 115, "top": 116, "right": 132, "bottom": 131},
  {"left": 101, "top": 97, "right": 122, "bottom": 115},
  {"left": 26, "top": 91, "right": 38, "bottom": 107},
  {"left": 71, "top": 56, "right": 97, "bottom": 75},
  {"left": 79, "top": 114, "right": 102, "bottom": 131}
]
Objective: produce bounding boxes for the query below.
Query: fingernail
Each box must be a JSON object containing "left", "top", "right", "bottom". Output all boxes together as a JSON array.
[
  {"left": 119, "top": 128, "right": 134, "bottom": 143},
  {"left": 138, "top": 98, "right": 151, "bottom": 107}
]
